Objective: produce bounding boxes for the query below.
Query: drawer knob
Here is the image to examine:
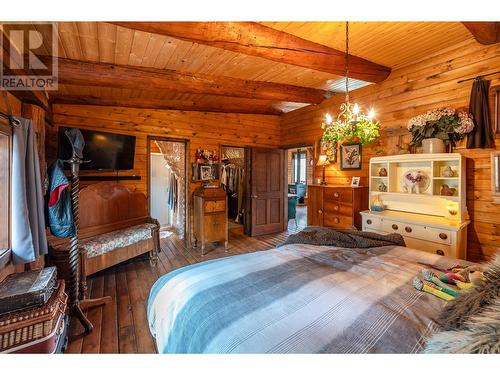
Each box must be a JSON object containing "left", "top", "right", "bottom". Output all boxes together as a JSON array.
[
  {"left": 366, "top": 219, "right": 372, "bottom": 225},
  {"left": 333, "top": 192, "right": 339, "bottom": 198},
  {"left": 405, "top": 226, "right": 412, "bottom": 233},
  {"left": 439, "top": 233, "right": 448, "bottom": 240},
  {"left": 333, "top": 205, "right": 339, "bottom": 211},
  {"left": 436, "top": 249, "right": 445, "bottom": 256},
  {"left": 334, "top": 217, "right": 340, "bottom": 224},
  {"left": 318, "top": 209, "right": 323, "bottom": 215},
  {"left": 392, "top": 224, "right": 399, "bottom": 230}
]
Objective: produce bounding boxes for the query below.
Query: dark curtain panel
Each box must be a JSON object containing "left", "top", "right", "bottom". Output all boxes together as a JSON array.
[{"left": 467, "top": 78, "right": 495, "bottom": 148}]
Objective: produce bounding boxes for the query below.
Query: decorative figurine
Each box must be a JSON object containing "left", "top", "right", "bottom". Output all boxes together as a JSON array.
[
  {"left": 401, "top": 170, "right": 428, "bottom": 194},
  {"left": 371, "top": 195, "right": 385, "bottom": 211},
  {"left": 378, "top": 167, "right": 388, "bottom": 177},
  {"left": 440, "top": 184, "right": 457, "bottom": 196},
  {"left": 442, "top": 166, "right": 455, "bottom": 177},
  {"left": 378, "top": 181, "right": 387, "bottom": 192}
]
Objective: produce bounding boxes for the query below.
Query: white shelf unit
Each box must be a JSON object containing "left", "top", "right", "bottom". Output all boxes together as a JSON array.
[
  {"left": 368, "top": 153, "right": 467, "bottom": 222},
  {"left": 362, "top": 153, "right": 470, "bottom": 259}
]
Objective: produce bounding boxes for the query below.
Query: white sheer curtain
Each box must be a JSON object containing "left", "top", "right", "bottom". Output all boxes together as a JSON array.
[
  {"left": 155, "top": 141, "right": 186, "bottom": 239},
  {"left": 11, "top": 117, "right": 47, "bottom": 264}
]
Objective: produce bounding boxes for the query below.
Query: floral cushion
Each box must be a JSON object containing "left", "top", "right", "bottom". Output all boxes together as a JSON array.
[{"left": 81, "top": 223, "right": 157, "bottom": 259}]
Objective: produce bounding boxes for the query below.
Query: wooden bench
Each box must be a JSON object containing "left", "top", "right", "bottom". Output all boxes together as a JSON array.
[{"left": 48, "top": 182, "right": 160, "bottom": 297}]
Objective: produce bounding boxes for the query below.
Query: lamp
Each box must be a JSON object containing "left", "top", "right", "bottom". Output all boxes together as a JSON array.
[{"left": 317, "top": 155, "right": 330, "bottom": 185}]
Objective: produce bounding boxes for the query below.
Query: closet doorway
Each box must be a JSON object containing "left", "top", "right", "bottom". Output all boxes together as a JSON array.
[
  {"left": 286, "top": 146, "right": 313, "bottom": 230},
  {"left": 220, "top": 146, "right": 250, "bottom": 236},
  {"left": 148, "top": 137, "right": 189, "bottom": 242}
]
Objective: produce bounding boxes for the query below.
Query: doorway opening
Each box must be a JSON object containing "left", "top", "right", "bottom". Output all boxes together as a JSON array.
[
  {"left": 286, "top": 146, "right": 313, "bottom": 230},
  {"left": 220, "top": 146, "right": 249, "bottom": 237},
  {"left": 148, "top": 138, "right": 188, "bottom": 242}
]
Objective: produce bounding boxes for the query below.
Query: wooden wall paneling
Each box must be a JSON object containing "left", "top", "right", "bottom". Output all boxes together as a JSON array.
[{"left": 280, "top": 39, "right": 500, "bottom": 262}]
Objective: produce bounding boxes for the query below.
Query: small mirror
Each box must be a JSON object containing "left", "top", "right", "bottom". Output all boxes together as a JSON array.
[{"left": 492, "top": 151, "right": 500, "bottom": 204}]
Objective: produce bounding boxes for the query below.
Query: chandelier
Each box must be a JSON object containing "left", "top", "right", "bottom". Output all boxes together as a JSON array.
[{"left": 321, "top": 22, "right": 380, "bottom": 162}]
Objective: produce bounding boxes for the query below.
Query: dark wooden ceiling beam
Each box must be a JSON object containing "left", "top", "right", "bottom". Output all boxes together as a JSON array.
[
  {"left": 46, "top": 57, "right": 331, "bottom": 104},
  {"left": 463, "top": 22, "right": 500, "bottom": 45},
  {"left": 49, "top": 94, "right": 286, "bottom": 115},
  {"left": 111, "top": 22, "right": 391, "bottom": 83}
]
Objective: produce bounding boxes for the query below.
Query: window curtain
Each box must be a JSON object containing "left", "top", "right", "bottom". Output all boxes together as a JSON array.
[
  {"left": 11, "top": 117, "right": 48, "bottom": 264},
  {"left": 467, "top": 78, "right": 495, "bottom": 149}
]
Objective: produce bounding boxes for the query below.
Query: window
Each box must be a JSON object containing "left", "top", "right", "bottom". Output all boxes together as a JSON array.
[
  {"left": 0, "top": 119, "right": 11, "bottom": 268},
  {"left": 291, "top": 150, "right": 307, "bottom": 184}
]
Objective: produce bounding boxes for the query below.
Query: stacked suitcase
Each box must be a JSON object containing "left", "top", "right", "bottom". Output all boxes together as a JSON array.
[{"left": 0, "top": 267, "right": 68, "bottom": 354}]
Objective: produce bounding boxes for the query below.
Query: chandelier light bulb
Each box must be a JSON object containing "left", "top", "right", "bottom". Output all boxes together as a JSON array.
[
  {"left": 325, "top": 113, "right": 333, "bottom": 125},
  {"left": 353, "top": 103, "right": 360, "bottom": 115},
  {"left": 368, "top": 108, "right": 375, "bottom": 119}
]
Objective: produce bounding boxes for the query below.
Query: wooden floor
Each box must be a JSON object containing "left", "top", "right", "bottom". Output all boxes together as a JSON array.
[{"left": 65, "top": 207, "right": 306, "bottom": 353}]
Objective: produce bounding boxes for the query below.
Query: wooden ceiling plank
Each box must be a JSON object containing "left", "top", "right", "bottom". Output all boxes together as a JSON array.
[
  {"left": 111, "top": 22, "right": 391, "bottom": 83},
  {"left": 462, "top": 22, "right": 500, "bottom": 45},
  {"left": 49, "top": 56, "right": 332, "bottom": 104}
]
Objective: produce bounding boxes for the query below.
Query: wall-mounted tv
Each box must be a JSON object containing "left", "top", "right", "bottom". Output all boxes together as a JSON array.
[{"left": 58, "top": 127, "right": 136, "bottom": 171}]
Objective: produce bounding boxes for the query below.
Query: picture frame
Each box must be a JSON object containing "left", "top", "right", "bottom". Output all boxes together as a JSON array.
[
  {"left": 351, "top": 176, "right": 361, "bottom": 187},
  {"left": 200, "top": 165, "right": 215, "bottom": 181},
  {"left": 340, "top": 143, "right": 362, "bottom": 170}
]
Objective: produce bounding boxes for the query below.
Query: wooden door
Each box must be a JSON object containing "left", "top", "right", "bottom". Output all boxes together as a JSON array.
[
  {"left": 307, "top": 185, "right": 324, "bottom": 226},
  {"left": 250, "top": 148, "right": 286, "bottom": 236}
]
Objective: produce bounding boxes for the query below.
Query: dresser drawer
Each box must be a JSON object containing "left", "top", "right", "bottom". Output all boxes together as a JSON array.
[
  {"left": 381, "top": 220, "right": 452, "bottom": 245},
  {"left": 381, "top": 219, "right": 405, "bottom": 235},
  {"left": 403, "top": 237, "right": 452, "bottom": 257},
  {"left": 324, "top": 214, "right": 354, "bottom": 228},
  {"left": 324, "top": 188, "right": 352, "bottom": 203},
  {"left": 204, "top": 200, "right": 226, "bottom": 213},
  {"left": 324, "top": 201, "right": 352, "bottom": 217},
  {"left": 362, "top": 216, "right": 382, "bottom": 231}
]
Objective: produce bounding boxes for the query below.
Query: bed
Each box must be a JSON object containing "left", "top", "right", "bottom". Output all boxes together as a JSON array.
[{"left": 147, "top": 242, "right": 471, "bottom": 353}]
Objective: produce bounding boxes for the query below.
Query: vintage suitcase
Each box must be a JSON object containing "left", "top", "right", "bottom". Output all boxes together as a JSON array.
[
  {"left": 0, "top": 266, "right": 57, "bottom": 315},
  {"left": 0, "top": 280, "right": 67, "bottom": 352}
]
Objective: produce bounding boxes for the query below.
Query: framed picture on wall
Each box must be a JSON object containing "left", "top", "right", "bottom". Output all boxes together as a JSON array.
[
  {"left": 200, "top": 165, "right": 216, "bottom": 180},
  {"left": 340, "top": 143, "right": 362, "bottom": 170},
  {"left": 351, "top": 176, "right": 361, "bottom": 187}
]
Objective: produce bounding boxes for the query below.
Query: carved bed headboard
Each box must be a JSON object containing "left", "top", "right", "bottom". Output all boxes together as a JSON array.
[{"left": 79, "top": 182, "right": 148, "bottom": 230}]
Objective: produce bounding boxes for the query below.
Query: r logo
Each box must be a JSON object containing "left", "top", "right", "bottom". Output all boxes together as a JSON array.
[{"left": 1, "top": 23, "right": 58, "bottom": 90}]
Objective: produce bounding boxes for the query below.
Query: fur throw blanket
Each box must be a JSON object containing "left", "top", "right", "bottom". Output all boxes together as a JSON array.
[
  {"left": 278, "top": 226, "right": 405, "bottom": 248},
  {"left": 424, "top": 253, "right": 500, "bottom": 353}
]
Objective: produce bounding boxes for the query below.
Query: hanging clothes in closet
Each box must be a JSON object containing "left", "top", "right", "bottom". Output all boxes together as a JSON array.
[{"left": 221, "top": 161, "right": 245, "bottom": 223}]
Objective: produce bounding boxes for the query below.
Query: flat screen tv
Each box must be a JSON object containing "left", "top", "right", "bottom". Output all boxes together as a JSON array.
[{"left": 58, "top": 127, "right": 136, "bottom": 171}]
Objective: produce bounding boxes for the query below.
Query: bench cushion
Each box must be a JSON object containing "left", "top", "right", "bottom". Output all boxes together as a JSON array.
[{"left": 80, "top": 223, "right": 157, "bottom": 259}]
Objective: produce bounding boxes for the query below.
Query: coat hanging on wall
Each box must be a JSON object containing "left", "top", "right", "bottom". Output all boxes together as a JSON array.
[{"left": 467, "top": 78, "right": 495, "bottom": 148}]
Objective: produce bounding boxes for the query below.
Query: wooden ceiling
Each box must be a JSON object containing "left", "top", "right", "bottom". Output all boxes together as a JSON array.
[{"left": 1, "top": 22, "right": 478, "bottom": 115}]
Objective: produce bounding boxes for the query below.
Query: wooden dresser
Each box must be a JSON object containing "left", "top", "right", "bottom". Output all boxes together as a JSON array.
[
  {"left": 193, "top": 186, "right": 228, "bottom": 255},
  {"left": 307, "top": 185, "right": 369, "bottom": 230}
]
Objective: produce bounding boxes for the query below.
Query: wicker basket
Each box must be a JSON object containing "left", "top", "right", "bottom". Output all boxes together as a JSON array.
[{"left": 0, "top": 280, "right": 67, "bottom": 352}]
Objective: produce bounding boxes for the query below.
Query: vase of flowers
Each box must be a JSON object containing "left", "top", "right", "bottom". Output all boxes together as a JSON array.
[{"left": 407, "top": 107, "right": 474, "bottom": 153}]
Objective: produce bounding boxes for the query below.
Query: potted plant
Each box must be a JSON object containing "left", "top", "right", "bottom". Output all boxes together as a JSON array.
[{"left": 407, "top": 107, "right": 474, "bottom": 153}]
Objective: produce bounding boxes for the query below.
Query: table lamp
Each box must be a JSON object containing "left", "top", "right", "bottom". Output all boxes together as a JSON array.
[{"left": 316, "top": 155, "right": 329, "bottom": 185}]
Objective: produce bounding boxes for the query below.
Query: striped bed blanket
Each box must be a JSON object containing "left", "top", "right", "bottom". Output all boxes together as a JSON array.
[{"left": 147, "top": 244, "right": 471, "bottom": 353}]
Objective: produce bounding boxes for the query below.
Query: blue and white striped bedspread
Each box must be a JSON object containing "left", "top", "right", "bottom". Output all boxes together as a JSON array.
[{"left": 147, "top": 244, "right": 461, "bottom": 353}]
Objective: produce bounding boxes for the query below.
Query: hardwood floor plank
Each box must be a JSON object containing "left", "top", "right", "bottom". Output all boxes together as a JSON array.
[
  {"left": 100, "top": 271, "right": 119, "bottom": 353},
  {"left": 80, "top": 273, "right": 105, "bottom": 353},
  {"left": 125, "top": 262, "right": 156, "bottom": 353},
  {"left": 115, "top": 265, "right": 138, "bottom": 353}
]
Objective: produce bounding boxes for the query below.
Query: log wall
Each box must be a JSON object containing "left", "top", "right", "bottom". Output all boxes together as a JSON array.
[{"left": 280, "top": 39, "right": 500, "bottom": 262}]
